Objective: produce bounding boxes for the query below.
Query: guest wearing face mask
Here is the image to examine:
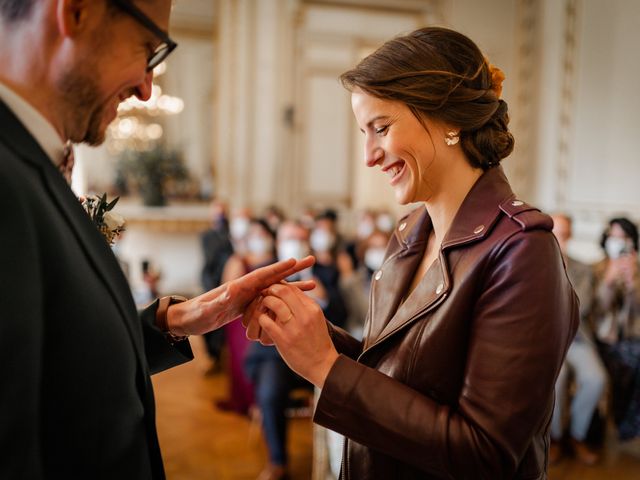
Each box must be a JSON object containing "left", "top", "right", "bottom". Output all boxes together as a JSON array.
[
  {"left": 309, "top": 212, "right": 349, "bottom": 329},
  {"left": 338, "top": 230, "right": 391, "bottom": 340},
  {"left": 549, "top": 214, "right": 606, "bottom": 465},
  {"left": 343, "top": 209, "right": 377, "bottom": 271},
  {"left": 593, "top": 217, "right": 640, "bottom": 442},
  {"left": 276, "top": 220, "right": 312, "bottom": 280},
  {"left": 244, "top": 219, "right": 313, "bottom": 480},
  {"left": 216, "top": 218, "right": 277, "bottom": 415},
  {"left": 200, "top": 199, "right": 234, "bottom": 375},
  {"left": 229, "top": 207, "right": 253, "bottom": 255},
  {"left": 375, "top": 210, "right": 396, "bottom": 234}
]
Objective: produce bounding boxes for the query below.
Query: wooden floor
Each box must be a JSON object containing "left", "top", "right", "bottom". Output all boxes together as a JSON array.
[{"left": 153, "top": 336, "right": 640, "bottom": 480}]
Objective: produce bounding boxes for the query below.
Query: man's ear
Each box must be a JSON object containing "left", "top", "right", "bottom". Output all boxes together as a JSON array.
[{"left": 56, "top": 0, "right": 92, "bottom": 38}]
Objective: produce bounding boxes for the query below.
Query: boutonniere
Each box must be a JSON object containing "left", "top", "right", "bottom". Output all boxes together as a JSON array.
[{"left": 81, "top": 193, "right": 126, "bottom": 246}]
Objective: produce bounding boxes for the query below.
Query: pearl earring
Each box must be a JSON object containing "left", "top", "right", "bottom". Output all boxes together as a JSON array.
[{"left": 444, "top": 131, "right": 459, "bottom": 146}]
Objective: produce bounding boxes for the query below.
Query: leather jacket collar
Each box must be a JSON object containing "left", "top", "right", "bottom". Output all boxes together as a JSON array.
[{"left": 393, "top": 166, "right": 542, "bottom": 252}]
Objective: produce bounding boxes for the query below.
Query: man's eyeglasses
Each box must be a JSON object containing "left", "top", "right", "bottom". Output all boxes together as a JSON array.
[{"left": 111, "top": 0, "right": 178, "bottom": 71}]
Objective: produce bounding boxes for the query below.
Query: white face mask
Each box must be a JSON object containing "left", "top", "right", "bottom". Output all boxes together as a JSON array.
[
  {"left": 605, "top": 236, "right": 631, "bottom": 259},
  {"left": 230, "top": 217, "right": 250, "bottom": 240},
  {"left": 364, "top": 247, "right": 386, "bottom": 271},
  {"left": 310, "top": 229, "right": 335, "bottom": 253},
  {"left": 277, "top": 239, "right": 310, "bottom": 261},
  {"left": 246, "top": 236, "right": 273, "bottom": 256},
  {"left": 357, "top": 220, "right": 375, "bottom": 240},
  {"left": 376, "top": 214, "right": 395, "bottom": 233}
]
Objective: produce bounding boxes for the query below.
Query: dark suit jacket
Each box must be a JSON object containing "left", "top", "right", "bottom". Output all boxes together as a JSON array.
[{"left": 0, "top": 101, "right": 193, "bottom": 479}]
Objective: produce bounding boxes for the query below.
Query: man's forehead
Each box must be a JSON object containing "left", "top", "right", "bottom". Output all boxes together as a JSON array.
[{"left": 134, "top": 0, "right": 173, "bottom": 30}]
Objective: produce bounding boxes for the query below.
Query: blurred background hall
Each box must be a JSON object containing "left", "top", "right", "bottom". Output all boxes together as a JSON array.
[{"left": 71, "top": 0, "right": 640, "bottom": 478}]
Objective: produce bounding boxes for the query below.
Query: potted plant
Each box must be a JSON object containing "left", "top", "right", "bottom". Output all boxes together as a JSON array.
[{"left": 116, "top": 147, "right": 189, "bottom": 206}]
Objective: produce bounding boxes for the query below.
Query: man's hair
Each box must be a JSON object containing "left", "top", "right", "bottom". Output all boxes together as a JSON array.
[{"left": 0, "top": 0, "right": 38, "bottom": 21}]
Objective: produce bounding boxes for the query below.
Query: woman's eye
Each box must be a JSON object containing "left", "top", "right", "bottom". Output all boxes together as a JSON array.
[{"left": 375, "top": 125, "right": 389, "bottom": 135}]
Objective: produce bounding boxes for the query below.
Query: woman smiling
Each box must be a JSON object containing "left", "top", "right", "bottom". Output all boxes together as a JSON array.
[{"left": 245, "top": 27, "right": 578, "bottom": 479}]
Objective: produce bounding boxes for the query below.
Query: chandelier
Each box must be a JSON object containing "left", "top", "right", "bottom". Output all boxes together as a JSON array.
[{"left": 107, "top": 62, "right": 184, "bottom": 153}]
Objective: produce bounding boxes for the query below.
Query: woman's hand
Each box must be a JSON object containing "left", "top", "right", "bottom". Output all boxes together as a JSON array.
[{"left": 256, "top": 283, "right": 339, "bottom": 388}]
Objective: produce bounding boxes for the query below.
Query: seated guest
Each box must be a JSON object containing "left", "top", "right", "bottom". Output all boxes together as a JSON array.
[
  {"left": 338, "top": 229, "right": 391, "bottom": 340},
  {"left": 549, "top": 214, "right": 607, "bottom": 465},
  {"left": 200, "top": 199, "right": 234, "bottom": 373},
  {"left": 309, "top": 212, "right": 349, "bottom": 329},
  {"left": 216, "top": 218, "right": 277, "bottom": 415},
  {"left": 593, "top": 217, "right": 640, "bottom": 441},
  {"left": 245, "top": 220, "right": 315, "bottom": 480}
]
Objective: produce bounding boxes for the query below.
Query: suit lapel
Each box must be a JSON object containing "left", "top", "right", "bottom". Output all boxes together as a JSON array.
[{"left": 0, "top": 101, "right": 147, "bottom": 372}]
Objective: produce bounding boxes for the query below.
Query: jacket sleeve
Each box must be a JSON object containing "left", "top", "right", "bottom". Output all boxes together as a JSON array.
[
  {"left": 327, "top": 321, "right": 363, "bottom": 360},
  {"left": 314, "top": 230, "right": 579, "bottom": 479},
  {"left": 139, "top": 300, "right": 194, "bottom": 375},
  {"left": 0, "top": 172, "right": 45, "bottom": 478}
]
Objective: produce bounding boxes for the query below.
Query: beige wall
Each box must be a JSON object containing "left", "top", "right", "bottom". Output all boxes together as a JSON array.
[{"left": 75, "top": 0, "right": 640, "bottom": 292}]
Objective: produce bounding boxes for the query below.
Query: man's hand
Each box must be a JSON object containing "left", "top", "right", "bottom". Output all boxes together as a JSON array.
[{"left": 166, "top": 256, "right": 315, "bottom": 336}]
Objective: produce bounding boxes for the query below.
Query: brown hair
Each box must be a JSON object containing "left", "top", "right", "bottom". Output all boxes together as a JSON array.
[
  {"left": 340, "top": 27, "right": 514, "bottom": 170},
  {"left": 0, "top": 0, "right": 38, "bottom": 21}
]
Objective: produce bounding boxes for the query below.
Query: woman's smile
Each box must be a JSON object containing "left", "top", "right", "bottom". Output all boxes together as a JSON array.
[{"left": 382, "top": 160, "right": 407, "bottom": 185}]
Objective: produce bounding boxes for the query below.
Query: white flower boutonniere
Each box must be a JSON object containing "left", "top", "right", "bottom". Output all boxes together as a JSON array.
[{"left": 81, "top": 193, "right": 126, "bottom": 246}]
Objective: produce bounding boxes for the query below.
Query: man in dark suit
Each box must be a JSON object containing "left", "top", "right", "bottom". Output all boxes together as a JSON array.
[{"left": 0, "top": 1, "right": 312, "bottom": 478}]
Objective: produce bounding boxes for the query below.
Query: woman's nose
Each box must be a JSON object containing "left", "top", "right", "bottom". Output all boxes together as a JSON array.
[{"left": 364, "top": 141, "right": 383, "bottom": 168}]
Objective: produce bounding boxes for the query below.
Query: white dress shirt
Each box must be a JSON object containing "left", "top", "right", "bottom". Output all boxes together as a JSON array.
[{"left": 0, "top": 80, "right": 65, "bottom": 166}]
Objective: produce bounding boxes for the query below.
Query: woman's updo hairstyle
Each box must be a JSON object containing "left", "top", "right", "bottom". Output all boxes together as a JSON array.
[{"left": 340, "top": 27, "right": 514, "bottom": 170}]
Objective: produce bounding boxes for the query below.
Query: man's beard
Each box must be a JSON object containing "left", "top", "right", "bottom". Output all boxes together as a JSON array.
[{"left": 57, "top": 67, "right": 111, "bottom": 146}]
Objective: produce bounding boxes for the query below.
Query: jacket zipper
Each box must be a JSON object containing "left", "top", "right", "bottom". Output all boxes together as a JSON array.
[{"left": 340, "top": 437, "right": 350, "bottom": 480}]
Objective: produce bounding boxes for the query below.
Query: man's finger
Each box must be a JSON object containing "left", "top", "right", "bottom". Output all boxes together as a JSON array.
[
  {"left": 284, "top": 280, "right": 316, "bottom": 292},
  {"left": 262, "top": 256, "right": 315, "bottom": 283}
]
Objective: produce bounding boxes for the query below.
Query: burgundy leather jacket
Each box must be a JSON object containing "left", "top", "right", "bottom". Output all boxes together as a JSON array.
[{"left": 315, "top": 167, "right": 578, "bottom": 479}]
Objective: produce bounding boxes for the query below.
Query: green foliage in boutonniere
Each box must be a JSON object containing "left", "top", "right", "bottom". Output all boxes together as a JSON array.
[{"left": 81, "top": 193, "right": 126, "bottom": 246}]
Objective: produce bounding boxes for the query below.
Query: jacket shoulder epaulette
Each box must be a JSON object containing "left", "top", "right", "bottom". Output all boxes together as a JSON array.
[{"left": 499, "top": 196, "right": 553, "bottom": 232}]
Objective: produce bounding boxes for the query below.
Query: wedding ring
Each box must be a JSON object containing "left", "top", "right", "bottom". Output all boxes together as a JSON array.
[{"left": 281, "top": 313, "right": 293, "bottom": 325}]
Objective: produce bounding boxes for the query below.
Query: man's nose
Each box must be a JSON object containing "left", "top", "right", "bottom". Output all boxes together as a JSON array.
[{"left": 134, "top": 70, "right": 154, "bottom": 102}]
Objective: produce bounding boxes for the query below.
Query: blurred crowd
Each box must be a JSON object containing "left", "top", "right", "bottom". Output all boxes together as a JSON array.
[
  {"left": 197, "top": 201, "right": 640, "bottom": 479},
  {"left": 549, "top": 214, "right": 640, "bottom": 467},
  {"left": 199, "top": 200, "right": 394, "bottom": 480}
]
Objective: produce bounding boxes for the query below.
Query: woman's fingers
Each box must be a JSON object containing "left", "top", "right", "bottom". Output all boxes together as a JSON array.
[
  {"left": 261, "top": 295, "right": 294, "bottom": 325},
  {"left": 263, "top": 283, "right": 310, "bottom": 313},
  {"left": 257, "top": 312, "right": 284, "bottom": 345}
]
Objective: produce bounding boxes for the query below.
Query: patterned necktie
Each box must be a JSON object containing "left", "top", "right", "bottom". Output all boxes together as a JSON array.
[{"left": 59, "top": 141, "right": 74, "bottom": 184}]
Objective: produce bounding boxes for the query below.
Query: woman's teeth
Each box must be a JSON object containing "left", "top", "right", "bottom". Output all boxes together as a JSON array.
[{"left": 387, "top": 164, "right": 402, "bottom": 177}]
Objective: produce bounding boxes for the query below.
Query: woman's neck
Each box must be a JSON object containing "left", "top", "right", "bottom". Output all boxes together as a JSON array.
[{"left": 424, "top": 162, "right": 483, "bottom": 245}]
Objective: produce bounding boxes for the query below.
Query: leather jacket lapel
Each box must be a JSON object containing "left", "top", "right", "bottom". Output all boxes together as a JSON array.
[
  {"left": 364, "top": 207, "right": 429, "bottom": 348},
  {"left": 373, "top": 255, "right": 451, "bottom": 348},
  {"left": 363, "top": 167, "right": 519, "bottom": 353}
]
